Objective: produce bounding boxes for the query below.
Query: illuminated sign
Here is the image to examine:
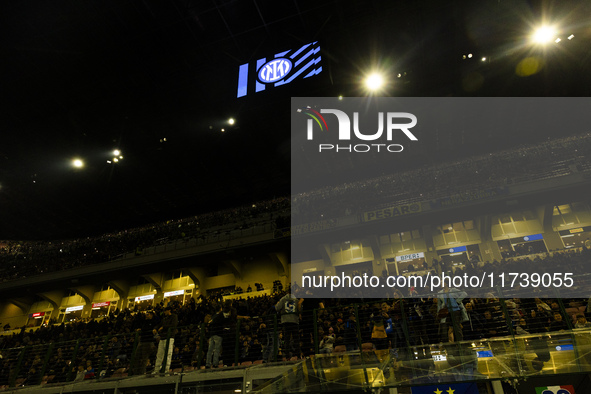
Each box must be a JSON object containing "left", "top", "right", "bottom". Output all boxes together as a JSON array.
[
  {"left": 92, "top": 302, "right": 110, "bottom": 308},
  {"left": 65, "top": 305, "right": 84, "bottom": 312},
  {"left": 135, "top": 294, "right": 155, "bottom": 302},
  {"left": 164, "top": 290, "right": 184, "bottom": 297},
  {"left": 31, "top": 312, "right": 45, "bottom": 318},
  {"left": 396, "top": 252, "right": 425, "bottom": 262},
  {"left": 435, "top": 246, "right": 468, "bottom": 254},
  {"left": 523, "top": 233, "right": 543, "bottom": 241},
  {"left": 237, "top": 41, "right": 322, "bottom": 98},
  {"left": 569, "top": 228, "right": 584, "bottom": 233}
]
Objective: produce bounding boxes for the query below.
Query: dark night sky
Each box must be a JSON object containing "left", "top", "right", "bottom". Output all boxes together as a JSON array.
[{"left": 1, "top": 0, "right": 590, "bottom": 240}]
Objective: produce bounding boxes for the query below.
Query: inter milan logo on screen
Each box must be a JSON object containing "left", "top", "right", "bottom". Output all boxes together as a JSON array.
[
  {"left": 237, "top": 42, "right": 322, "bottom": 98},
  {"left": 258, "top": 59, "right": 292, "bottom": 83}
]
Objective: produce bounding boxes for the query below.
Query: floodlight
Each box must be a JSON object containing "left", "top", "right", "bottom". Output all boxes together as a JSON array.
[
  {"left": 532, "top": 26, "right": 557, "bottom": 44},
  {"left": 365, "top": 73, "right": 384, "bottom": 91}
]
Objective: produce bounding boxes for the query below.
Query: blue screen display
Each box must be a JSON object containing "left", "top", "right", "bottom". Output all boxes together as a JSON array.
[
  {"left": 237, "top": 42, "right": 322, "bottom": 98},
  {"left": 447, "top": 246, "right": 467, "bottom": 253},
  {"left": 555, "top": 344, "right": 574, "bottom": 351},
  {"left": 522, "top": 233, "right": 543, "bottom": 241}
]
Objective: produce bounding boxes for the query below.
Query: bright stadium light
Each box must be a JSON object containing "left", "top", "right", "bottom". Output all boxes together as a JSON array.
[
  {"left": 113, "top": 149, "right": 121, "bottom": 156},
  {"left": 228, "top": 118, "right": 235, "bottom": 125},
  {"left": 72, "top": 159, "right": 84, "bottom": 168},
  {"left": 365, "top": 73, "right": 384, "bottom": 91},
  {"left": 532, "top": 26, "right": 557, "bottom": 44}
]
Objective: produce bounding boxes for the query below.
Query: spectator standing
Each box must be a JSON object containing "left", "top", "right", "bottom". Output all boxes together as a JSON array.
[
  {"left": 437, "top": 285, "right": 468, "bottom": 342},
  {"left": 131, "top": 310, "right": 158, "bottom": 375},
  {"left": 206, "top": 306, "right": 223, "bottom": 368},
  {"left": 344, "top": 313, "right": 359, "bottom": 351},
  {"left": 275, "top": 292, "right": 301, "bottom": 359},
  {"left": 206, "top": 305, "right": 235, "bottom": 368},
  {"left": 319, "top": 328, "right": 335, "bottom": 354},
  {"left": 154, "top": 306, "right": 178, "bottom": 374},
  {"left": 463, "top": 302, "right": 485, "bottom": 340},
  {"left": 261, "top": 306, "right": 278, "bottom": 362}
]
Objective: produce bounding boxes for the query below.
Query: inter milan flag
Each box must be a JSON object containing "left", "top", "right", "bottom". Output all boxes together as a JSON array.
[
  {"left": 535, "top": 386, "right": 575, "bottom": 394},
  {"left": 411, "top": 383, "right": 478, "bottom": 394}
]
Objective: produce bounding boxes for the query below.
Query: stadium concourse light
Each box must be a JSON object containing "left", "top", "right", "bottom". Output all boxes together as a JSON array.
[
  {"left": 228, "top": 118, "right": 235, "bottom": 125},
  {"left": 532, "top": 26, "right": 558, "bottom": 44},
  {"left": 72, "top": 158, "right": 84, "bottom": 168}
]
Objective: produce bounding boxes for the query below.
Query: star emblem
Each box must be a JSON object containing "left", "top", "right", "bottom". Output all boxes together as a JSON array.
[
  {"left": 433, "top": 389, "right": 442, "bottom": 394},
  {"left": 446, "top": 388, "right": 455, "bottom": 394}
]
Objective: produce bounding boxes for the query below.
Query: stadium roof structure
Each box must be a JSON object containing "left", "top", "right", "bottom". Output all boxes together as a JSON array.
[{"left": 1, "top": 0, "right": 590, "bottom": 240}]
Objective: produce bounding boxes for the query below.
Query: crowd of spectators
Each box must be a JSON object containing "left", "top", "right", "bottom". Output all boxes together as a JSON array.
[
  {"left": 0, "top": 197, "right": 290, "bottom": 283},
  {"left": 1, "top": 134, "right": 590, "bottom": 283},
  {"left": 1, "top": 249, "right": 591, "bottom": 387},
  {"left": 292, "top": 133, "right": 591, "bottom": 223},
  {"left": 0, "top": 290, "right": 286, "bottom": 387}
]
